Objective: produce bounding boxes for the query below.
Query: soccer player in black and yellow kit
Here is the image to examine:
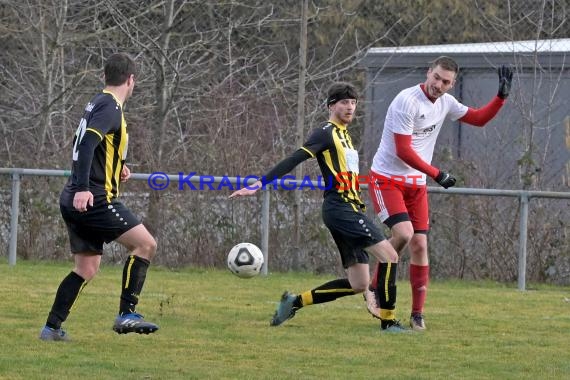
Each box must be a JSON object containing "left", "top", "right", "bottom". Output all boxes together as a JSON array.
[
  {"left": 230, "top": 82, "right": 406, "bottom": 332},
  {"left": 39, "top": 53, "right": 159, "bottom": 341}
]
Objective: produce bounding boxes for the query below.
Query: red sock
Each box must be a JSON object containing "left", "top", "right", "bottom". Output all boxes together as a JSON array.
[{"left": 410, "top": 264, "right": 429, "bottom": 314}]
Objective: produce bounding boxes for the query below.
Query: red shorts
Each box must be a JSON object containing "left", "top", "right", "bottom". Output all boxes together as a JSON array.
[{"left": 367, "top": 170, "right": 429, "bottom": 232}]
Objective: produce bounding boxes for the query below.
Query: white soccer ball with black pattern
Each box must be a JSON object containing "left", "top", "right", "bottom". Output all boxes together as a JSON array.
[{"left": 227, "top": 242, "right": 264, "bottom": 278}]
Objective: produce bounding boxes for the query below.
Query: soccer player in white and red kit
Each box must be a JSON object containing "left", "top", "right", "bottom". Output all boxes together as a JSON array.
[{"left": 365, "top": 56, "right": 513, "bottom": 330}]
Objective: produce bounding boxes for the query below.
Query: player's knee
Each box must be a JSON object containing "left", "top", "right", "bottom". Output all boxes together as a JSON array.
[
  {"left": 385, "top": 249, "right": 399, "bottom": 263},
  {"left": 350, "top": 280, "right": 368, "bottom": 293},
  {"left": 371, "top": 240, "right": 399, "bottom": 263},
  {"left": 409, "top": 237, "right": 427, "bottom": 256},
  {"left": 391, "top": 227, "right": 413, "bottom": 251},
  {"left": 141, "top": 238, "right": 158, "bottom": 259},
  {"left": 76, "top": 266, "right": 99, "bottom": 281},
  {"left": 132, "top": 237, "right": 157, "bottom": 260},
  {"left": 391, "top": 234, "right": 411, "bottom": 252}
]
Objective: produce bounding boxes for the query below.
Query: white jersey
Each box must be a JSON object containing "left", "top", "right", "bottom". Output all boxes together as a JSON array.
[{"left": 371, "top": 84, "right": 468, "bottom": 185}]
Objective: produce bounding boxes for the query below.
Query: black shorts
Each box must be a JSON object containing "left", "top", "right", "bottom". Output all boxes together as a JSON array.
[
  {"left": 60, "top": 200, "right": 141, "bottom": 254},
  {"left": 321, "top": 196, "right": 386, "bottom": 268}
]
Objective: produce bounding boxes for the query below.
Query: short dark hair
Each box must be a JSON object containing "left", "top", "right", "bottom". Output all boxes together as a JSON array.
[
  {"left": 104, "top": 53, "right": 136, "bottom": 86},
  {"left": 326, "top": 82, "right": 358, "bottom": 106},
  {"left": 430, "top": 56, "right": 459, "bottom": 73}
]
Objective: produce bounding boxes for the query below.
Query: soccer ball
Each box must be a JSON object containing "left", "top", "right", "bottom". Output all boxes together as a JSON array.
[{"left": 227, "top": 242, "right": 264, "bottom": 278}]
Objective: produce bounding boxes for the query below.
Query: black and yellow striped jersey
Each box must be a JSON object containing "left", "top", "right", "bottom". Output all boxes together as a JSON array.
[
  {"left": 302, "top": 121, "right": 364, "bottom": 210},
  {"left": 62, "top": 90, "right": 129, "bottom": 205}
]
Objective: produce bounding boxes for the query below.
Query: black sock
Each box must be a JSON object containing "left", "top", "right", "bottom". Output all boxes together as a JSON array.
[
  {"left": 119, "top": 255, "right": 150, "bottom": 315},
  {"left": 296, "top": 278, "right": 354, "bottom": 307},
  {"left": 375, "top": 262, "right": 398, "bottom": 320},
  {"left": 46, "top": 271, "right": 87, "bottom": 329}
]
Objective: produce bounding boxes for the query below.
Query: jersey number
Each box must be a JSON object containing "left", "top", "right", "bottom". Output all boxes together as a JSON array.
[{"left": 72, "top": 118, "right": 87, "bottom": 161}]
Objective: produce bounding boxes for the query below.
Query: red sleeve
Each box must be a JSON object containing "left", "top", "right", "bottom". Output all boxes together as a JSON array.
[
  {"left": 394, "top": 133, "right": 439, "bottom": 179},
  {"left": 459, "top": 96, "right": 505, "bottom": 127}
]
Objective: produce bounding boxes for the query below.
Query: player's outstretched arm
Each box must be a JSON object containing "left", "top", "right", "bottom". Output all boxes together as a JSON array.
[
  {"left": 229, "top": 149, "right": 312, "bottom": 199},
  {"left": 459, "top": 65, "right": 513, "bottom": 127}
]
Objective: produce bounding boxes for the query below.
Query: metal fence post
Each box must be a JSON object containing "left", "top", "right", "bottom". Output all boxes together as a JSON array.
[
  {"left": 260, "top": 190, "right": 270, "bottom": 276},
  {"left": 517, "top": 193, "right": 530, "bottom": 291},
  {"left": 8, "top": 173, "right": 21, "bottom": 266}
]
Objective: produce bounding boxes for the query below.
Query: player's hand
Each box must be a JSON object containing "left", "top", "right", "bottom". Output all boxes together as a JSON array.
[
  {"left": 434, "top": 171, "right": 456, "bottom": 189},
  {"left": 120, "top": 165, "right": 131, "bottom": 182},
  {"left": 229, "top": 180, "right": 262, "bottom": 198},
  {"left": 497, "top": 65, "right": 513, "bottom": 99},
  {"left": 73, "top": 191, "right": 94, "bottom": 212}
]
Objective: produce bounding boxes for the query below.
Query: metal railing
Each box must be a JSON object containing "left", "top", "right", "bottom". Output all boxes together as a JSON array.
[{"left": 1, "top": 167, "right": 569, "bottom": 290}]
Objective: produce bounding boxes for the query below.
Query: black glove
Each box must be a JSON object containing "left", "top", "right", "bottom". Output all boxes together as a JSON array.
[
  {"left": 434, "top": 171, "right": 456, "bottom": 189},
  {"left": 497, "top": 64, "right": 513, "bottom": 99}
]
